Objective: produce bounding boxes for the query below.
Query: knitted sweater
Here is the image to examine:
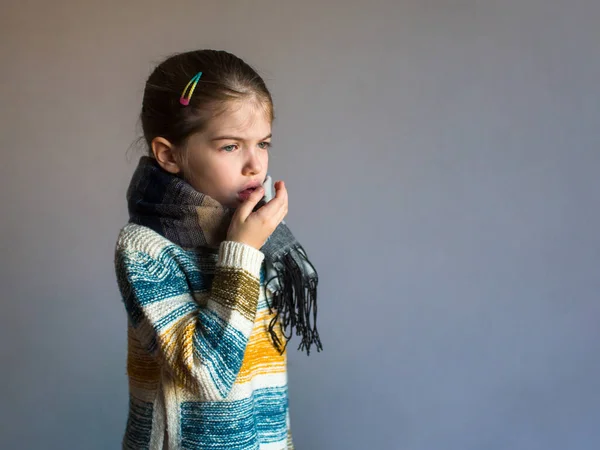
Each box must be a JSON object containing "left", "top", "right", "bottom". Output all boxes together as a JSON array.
[{"left": 115, "top": 223, "right": 293, "bottom": 450}]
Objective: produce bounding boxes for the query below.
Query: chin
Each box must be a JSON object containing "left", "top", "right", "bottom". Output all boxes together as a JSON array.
[{"left": 224, "top": 198, "right": 242, "bottom": 209}]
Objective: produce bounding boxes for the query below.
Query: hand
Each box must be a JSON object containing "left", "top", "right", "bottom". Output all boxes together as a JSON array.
[{"left": 226, "top": 181, "right": 288, "bottom": 250}]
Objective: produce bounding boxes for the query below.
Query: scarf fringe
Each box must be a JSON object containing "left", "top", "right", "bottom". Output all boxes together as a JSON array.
[{"left": 266, "top": 246, "right": 323, "bottom": 356}]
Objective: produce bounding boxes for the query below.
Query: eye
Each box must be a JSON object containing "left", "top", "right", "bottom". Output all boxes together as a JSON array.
[
  {"left": 258, "top": 141, "right": 271, "bottom": 150},
  {"left": 221, "top": 144, "right": 237, "bottom": 152}
]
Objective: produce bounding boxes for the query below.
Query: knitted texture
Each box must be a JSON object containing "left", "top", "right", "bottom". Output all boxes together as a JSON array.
[
  {"left": 127, "top": 156, "right": 322, "bottom": 355},
  {"left": 115, "top": 223, "right": 294, "bottom": 449}
]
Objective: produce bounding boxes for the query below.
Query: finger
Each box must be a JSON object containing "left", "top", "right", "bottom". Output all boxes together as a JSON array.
[
  {"left": 277, "top": 194, "right": 289, "bottom": 222},
  {"left": 253, "top": 191, "right": 285, "bottom": 219},
  {"left": 275, "top": 181, "right": 288, "bottom": 214},
  {"left": 266, "top": 181, "right": 288, "bottom": 212},
  {"left": 274, "top": 181, "right": 287, "bottom": 199},
  {"left": 234, "top": 186, "right": 265, "bottom": 221},
  {"left": 255, "top": 183, "right": 288, "bottom": 225}
]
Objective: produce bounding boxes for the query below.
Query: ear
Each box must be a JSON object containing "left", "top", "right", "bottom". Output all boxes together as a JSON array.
[{"left": 151, "top": 137, "right": 181, "bottom": 174}]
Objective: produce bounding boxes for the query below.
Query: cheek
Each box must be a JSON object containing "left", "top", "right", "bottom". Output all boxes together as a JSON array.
[
  {"left": 187, "top": 151, "right": 221, "bottom": 178},
  {"left": 195, "top": 160, "right": 236, "bottom": 192},
  {"left": 184, "top": 154, "right": 217, "bottom": 189}
]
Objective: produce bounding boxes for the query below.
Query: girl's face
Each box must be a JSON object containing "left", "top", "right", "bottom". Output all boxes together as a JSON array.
[{"left": 181, "top": 99, "right": 272, "bottom": 208}]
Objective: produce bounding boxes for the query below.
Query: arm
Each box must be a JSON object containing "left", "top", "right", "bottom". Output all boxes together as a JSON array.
[{"left": 115, "top": 229, "right": 264, "bottom": 400}]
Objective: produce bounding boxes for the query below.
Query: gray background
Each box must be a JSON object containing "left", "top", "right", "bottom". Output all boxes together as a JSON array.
[{"left": 1, "top": 0, "right": 599, "bottom": 449}]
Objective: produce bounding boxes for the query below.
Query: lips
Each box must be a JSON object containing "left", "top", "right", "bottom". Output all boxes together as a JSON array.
[
  {"left": 240, "top": 181, "right": 262, "bottom": 192},
  {"left": 237, "top": 181, "right": 263, "bottom": 201}
]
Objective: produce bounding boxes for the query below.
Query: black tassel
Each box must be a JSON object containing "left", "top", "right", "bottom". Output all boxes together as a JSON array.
[{"left": 266, "top": 247, "right": 323, "bottom": 356}]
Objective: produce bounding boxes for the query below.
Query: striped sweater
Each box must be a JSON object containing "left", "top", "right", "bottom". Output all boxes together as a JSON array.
[{"left": 114, "top": 223, "right": 293, "bottom": 450}]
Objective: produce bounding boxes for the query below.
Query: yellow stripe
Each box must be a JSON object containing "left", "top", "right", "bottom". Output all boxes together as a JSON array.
[
  {"left": 159, "top": 319, "right": 197, "bottom": 391},
  {"left": 211, "top": 268, "right": 260, "bottom": 322},
  {"left": 154, "top": 305, "right": 286, "bottom": 387},
  {"left": 237, "top": 311, "right": 287, "bottom": 382},
  {"left": 127, "top": 325, "right": 161, "bottom": 390}
]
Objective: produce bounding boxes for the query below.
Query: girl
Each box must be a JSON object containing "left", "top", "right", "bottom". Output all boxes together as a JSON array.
[{"left": 114, "top": 49, "right": 322, "bottom": 450}]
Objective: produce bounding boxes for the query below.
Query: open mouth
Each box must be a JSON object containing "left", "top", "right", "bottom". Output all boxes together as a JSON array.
[{"left": 238, "top": 186, "right": 260, "bottom": 201}]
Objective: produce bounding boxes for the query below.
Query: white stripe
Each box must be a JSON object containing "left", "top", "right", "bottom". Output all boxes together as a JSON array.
[
  {"left": 228, "top": 372, "right": 288, "bottom": 397},
  {"left": 259, "top": 439, "right": 290, "bottom": 450},
  {"left": 143, "top": 294, "right": 193, "bottom": 325}
]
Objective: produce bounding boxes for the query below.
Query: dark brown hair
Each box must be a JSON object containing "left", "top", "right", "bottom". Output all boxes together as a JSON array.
[{"left": 140, "top": 50, "right": 274, "bottom": 153}]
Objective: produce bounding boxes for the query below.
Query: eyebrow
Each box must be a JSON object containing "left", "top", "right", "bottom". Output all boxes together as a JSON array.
[{"left": 210, "top": 133, "right": 272, "bottom": 142}]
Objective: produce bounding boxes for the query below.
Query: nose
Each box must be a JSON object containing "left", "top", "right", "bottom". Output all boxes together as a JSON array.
[{"left": 242, "top": 148, "right": 263, "bottom": 176}]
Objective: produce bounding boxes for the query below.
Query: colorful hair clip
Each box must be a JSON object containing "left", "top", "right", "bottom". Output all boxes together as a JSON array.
[{"left": 179, "top": 72, "right": 203, "bottom": 106}]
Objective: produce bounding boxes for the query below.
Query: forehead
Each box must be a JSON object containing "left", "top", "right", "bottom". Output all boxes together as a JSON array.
[{"left": 205, "top": 99, "right": 272, "bottom": 138}]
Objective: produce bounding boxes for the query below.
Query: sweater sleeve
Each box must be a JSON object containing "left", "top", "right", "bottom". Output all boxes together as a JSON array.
[{"left": 115, "top": 229, "right": 264, "bottom": 400}]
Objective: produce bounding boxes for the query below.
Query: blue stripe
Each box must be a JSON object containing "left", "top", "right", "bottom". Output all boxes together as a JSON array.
[
  {"left": 254, "top": 388, "right": 289, "bottom": 442},
  {"left": 119, "top": 245, "right": 264, "bottom": 329},
  {"left": 193, "top": 309, "right": 247, "bottom": 397},
  {"left": 181, "top": 387, "right": 288, "bottom": 449},
  {"left": 257, "top": 296, "right": 271, "bottom": 312},
  {"left": 123, "top": 396, "right": 153, "bottom": 450},
  {"left": 154, "top": 302, "right": 196, "bottom": 331},
  {"left": 120, "top": 247, "right": 215, "bottom": 309},
  {"left": 122, "top": 252, "right": 191, "bottom": 306},
  {"left": 160, "top": 247, "right": 216, "bottom": 292}
]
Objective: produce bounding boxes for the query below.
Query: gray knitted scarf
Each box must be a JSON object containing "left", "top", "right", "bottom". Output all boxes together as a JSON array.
[{"left": 126, "top": 156, "right": 322, "bottom": 355}]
